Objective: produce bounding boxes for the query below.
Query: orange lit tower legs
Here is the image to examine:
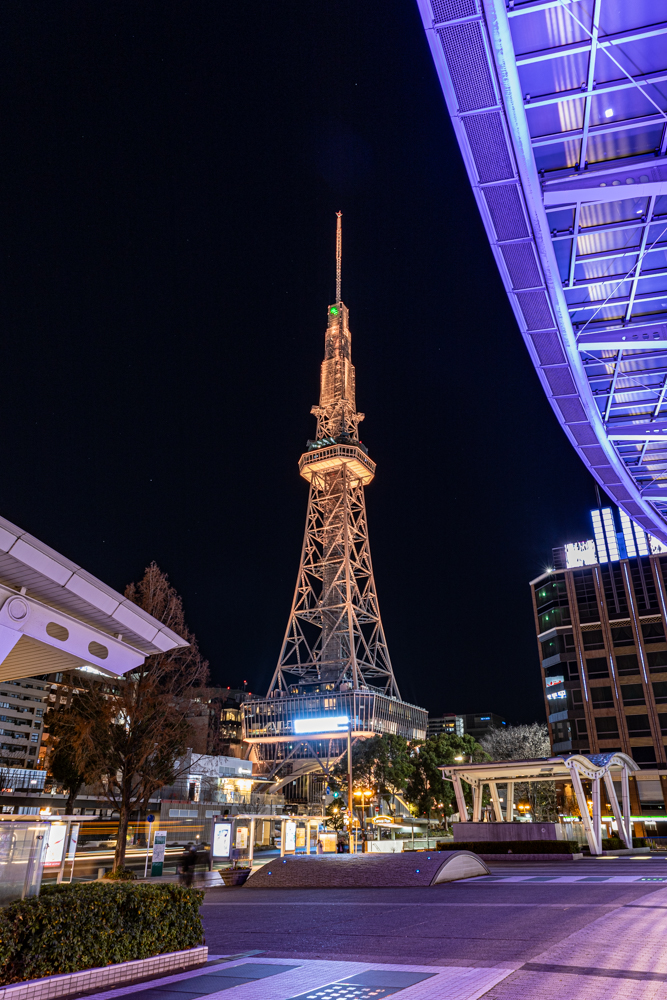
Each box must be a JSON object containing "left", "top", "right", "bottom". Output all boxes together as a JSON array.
[{"left": 267, "top": 213, "right": 399, "bottom": 698}]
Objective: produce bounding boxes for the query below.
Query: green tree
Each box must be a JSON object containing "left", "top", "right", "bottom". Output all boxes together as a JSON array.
[
  {"left": 405, "top": 733, "right": 489, "bottom": 822},
  {"left": 46, "top": 563, "right": 208, "bottom": 871},
  {"left": 332, "top": 734, "right": 414, "bottom": 805},
  {"left": 325, "top": 801, "right": 345, "bottom": 831}
]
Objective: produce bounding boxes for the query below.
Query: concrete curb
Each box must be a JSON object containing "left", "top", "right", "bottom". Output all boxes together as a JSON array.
[
  {"left": 478, "top": 853, "right": 584, "bottom": 861},
  {"left": 0, "top": 946, "right": 208, "bottom": 1000}
]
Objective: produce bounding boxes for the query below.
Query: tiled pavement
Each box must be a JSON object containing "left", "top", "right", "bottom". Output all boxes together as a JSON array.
[
  {"left": 78, "top": 862, "right": 667, "bottom": 1000},
  {"left": 79, "top": 957, "right": 514, "bottom": 1000},
  {"left": 483, "top": 885, "right": 667, "bottom": 999}
]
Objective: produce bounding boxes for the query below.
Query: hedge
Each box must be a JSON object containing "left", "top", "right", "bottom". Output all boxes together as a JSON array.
[
  {"left": 0, "top": 882, "right": 204, "bottom": 986},
  {"left": 436, "top": 839, "right": 581, "bottom": 854}
]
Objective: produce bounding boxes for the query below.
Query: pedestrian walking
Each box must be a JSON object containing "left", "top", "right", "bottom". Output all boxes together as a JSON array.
[{"left": 179, "top": 843, "right": 198, "bottom": 887}]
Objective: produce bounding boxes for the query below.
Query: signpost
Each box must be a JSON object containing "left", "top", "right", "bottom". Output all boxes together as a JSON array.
[
  {"left": 66, "top": 824, "right": 80, "bottom": 883},
  {"left": 144, "top": 814, "right": 155, "bottom": 877},
  {"left": 150, "top": 830, "right": 167, "bottom": 877}
]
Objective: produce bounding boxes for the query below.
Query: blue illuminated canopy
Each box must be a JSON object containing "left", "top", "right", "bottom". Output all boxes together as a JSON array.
[{"left": 416, "top": 0, "right": 667, "bottom": 542}]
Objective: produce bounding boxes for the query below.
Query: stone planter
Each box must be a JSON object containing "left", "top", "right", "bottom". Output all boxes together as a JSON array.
[{"left": 0, "top": 947, "right": 207, "bottom": 1000}]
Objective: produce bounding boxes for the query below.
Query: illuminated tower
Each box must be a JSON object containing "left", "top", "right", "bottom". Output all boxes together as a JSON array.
[
  {"left": 269, "top": 213, "right": 398, "bottom": 696},
  {"left": 244, "top": 215, "right": 427, "bottom": 769}
]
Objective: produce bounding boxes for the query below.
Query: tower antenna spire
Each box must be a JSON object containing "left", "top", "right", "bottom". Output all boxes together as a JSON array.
[{"left": 335, "top": 211, "right": 342, "bottom": 303}]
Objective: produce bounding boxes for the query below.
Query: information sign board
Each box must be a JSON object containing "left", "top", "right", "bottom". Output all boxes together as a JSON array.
[
  {"left": 284, "top": 820, "right": 296, "bottom": 853},
  {"left": 151, "top": 830, "right": 167, "bottom": 877}
]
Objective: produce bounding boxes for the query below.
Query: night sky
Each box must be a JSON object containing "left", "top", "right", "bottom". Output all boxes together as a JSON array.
[{"left": 0, "top": 1, "right": 603, "bottom": 723}]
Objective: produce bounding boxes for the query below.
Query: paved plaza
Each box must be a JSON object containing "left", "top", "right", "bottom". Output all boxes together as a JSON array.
[{"left": 72, "top": 857, "right": 667, "bottom": 999}]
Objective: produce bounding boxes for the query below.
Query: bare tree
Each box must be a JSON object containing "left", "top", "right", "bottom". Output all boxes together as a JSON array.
[
  {"left": 48, "top": 563, "right": 208, "bottom": 871},
  {"left": 481, "top": 723, "right": 557, "bottom": 821}
]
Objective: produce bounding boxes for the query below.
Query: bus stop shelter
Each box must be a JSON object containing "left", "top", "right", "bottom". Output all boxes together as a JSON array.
[
  {"left": 0, "top": 814, "right": 81, "bottom": 904},
  {"left": 441, "top": 753, "right": 639, "bottom": 856}
]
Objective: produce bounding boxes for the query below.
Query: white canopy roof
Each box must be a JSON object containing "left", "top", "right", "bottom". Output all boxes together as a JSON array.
[
  {"left": 0, "top": 514, "right": 188, "bottom": 681},
  {"left": 441, "top": 753, "right": 639, "bottom": 784}
]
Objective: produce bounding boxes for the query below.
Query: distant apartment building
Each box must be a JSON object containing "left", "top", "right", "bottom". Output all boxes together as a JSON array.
[
  {"left": 533, "top": 505, "right": 667, "bottom": 768},
  {"left": 427, "top": 712, "right": 506, "bottom": 741}
]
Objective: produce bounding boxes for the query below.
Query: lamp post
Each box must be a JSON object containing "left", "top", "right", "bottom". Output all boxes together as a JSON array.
[{"left": 347, "top": 718, "right": 354, "bottom": 853}]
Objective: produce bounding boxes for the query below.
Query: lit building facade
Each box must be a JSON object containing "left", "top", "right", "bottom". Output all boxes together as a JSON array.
[
  {"left": 534, "top": 506, "right": 667, "bottom": 769},
  {"left": 427, "top": 712, "right": 506, "bottom": 741}
]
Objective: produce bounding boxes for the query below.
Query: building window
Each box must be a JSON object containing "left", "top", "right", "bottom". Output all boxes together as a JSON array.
[
  {"left": 600, "top": 563, "right": 629, "bottom": 618},
  {"left": 653, "top": 682, "right": 667, "bottom": 704},
  {"left": 621, "top": 684, "right": 645, "bottom": 706},
  {"left": 642, "top": 623, "right": 666, "bottom": 644},
  {"left": 630, "top": 559, "right": 659, "bottom": 612},
  {"left": 586, "top": 656, "right": 609, "bottom": 678},
  {"left": 649, "top": 651, "right": 667, "bottom": 672},
  {"left": 616, "top": 654, "right": 639, "bottom": 676},
  {"left": 658, "top": 713, "right": 667, "bottom": 735},
  {"left": 626, "top": 715, "right": 651, "bottom": 737},
  {"left": 595, "top": 717, "right": 620, "bottom": 738},
  {"left": 573, "top": 569, "right": 599, "bottom": 622},
  {"left": 583, "top": 630, "right": 604, "bottom": 651},
  {"left": 541, "top": 634, "right": 575, "bottom": 659},
  {"left": 592, "top": 687, "right": 614, "bottom": 709},
  {"left": 611, "top": 626, "right": 634, "bottom": 646}
]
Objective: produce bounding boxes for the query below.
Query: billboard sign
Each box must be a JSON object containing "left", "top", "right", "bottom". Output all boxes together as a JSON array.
[
  {"left": 284, "top": 820, "right": 296, "bottom": 852},
  {"left": 43, "top": 823, "right": 67, "bottom": 867},
  {"left": 212, "top": 822, "right": 232, "bottom": 859},
  {"left": 293, "top": 715, "right": 349, "bottom": 734}
]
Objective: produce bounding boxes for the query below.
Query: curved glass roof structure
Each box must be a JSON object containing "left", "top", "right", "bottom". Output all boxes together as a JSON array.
[{"left": 416, "top": 0, "right": 667, "bottom": 542}]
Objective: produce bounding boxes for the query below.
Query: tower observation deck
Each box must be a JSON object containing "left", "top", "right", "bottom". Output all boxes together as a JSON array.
[
  {"left": 416, "top": 0, "right": 667, "bottom": 544},
  {"left": 243, "top": 215, "right": 427, "bottom": 768}
]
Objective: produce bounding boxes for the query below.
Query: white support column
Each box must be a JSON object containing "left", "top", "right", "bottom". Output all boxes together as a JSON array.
[
  {"left": 570, "top": 766, "right": 600, "bottom": 854},
  {"left": 452, "top": 774, "right": 468, "bottom": 821},
  {"left": 591, "top": 775, "right": 602, "bottom": 855},
  {"left": 472, "top": 782, "right": 483, "bottom": 822},
  {"left": 248, "top": 818, "right": 255, "bottom": 868},
  {"left": 505, "top": 782, "right": 514, "bottom": 822},
  {"left": 603, "top": 772, "right": 631, "bottom": 847},
  {"left": 489, "top": 782, "right": 503, "bottom": 822},
  {"left": 621, "top": 765, "right": 632, "bottom": 842}
]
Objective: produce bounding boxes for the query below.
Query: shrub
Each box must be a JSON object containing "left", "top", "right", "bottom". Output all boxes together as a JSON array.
[
  {"left": 435, "top": 839, "right": 581, "bottom": 854},
  {"left": 0, "top": 882, "right": 204, "bottom": 985}
]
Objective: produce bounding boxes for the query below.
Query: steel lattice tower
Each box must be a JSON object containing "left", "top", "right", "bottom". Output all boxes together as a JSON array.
[{"left": 268, "top": 213, "right": 399, "bottom": 698}]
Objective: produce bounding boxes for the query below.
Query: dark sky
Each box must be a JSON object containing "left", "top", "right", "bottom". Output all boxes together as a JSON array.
[{"left": 0, "top": 1, "right": 602, "bottom": 723}]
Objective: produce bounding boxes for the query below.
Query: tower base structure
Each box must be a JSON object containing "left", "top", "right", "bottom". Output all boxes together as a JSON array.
[{"left": 243, "top": 689, "right": 428, "bottom": 800}]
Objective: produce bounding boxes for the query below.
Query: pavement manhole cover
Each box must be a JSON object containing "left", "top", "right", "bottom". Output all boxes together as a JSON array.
[{"left": 288, "top": 987, "right": 396, "bottom": 999}]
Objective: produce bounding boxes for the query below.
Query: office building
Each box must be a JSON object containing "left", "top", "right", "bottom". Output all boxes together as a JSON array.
[
  {"left": 427, "top": 713, "right": 506, "bottom": 741},
  {"left": 533, "top": 506, "right": 667, "bottom": 768}
]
